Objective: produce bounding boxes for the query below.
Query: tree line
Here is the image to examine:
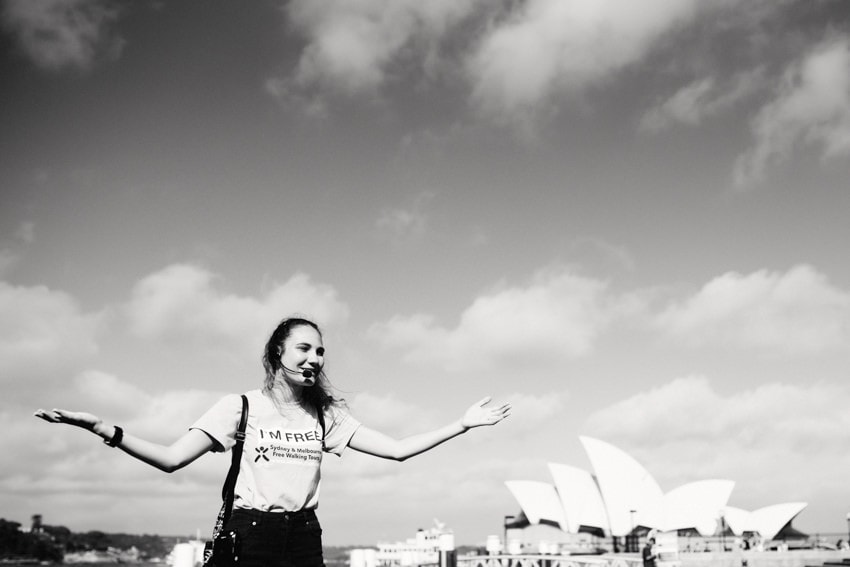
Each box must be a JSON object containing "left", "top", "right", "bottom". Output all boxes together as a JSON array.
[{"left": 0, "top": 518, "right": 174, "bottom": 562}]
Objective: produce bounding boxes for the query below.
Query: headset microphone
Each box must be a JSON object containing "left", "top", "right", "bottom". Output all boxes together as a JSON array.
[{"left": 282, "top": 365, "right": 315, "bottom": 379}]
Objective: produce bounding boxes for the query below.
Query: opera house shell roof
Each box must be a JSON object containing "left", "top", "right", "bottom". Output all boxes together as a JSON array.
[{"left": 506, "top": 436, "right": 807, "bottom": 541}]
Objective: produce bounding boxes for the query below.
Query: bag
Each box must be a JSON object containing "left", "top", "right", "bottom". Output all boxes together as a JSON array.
[
  {"left": 207, "top": 529, "right": 240, "bottom": 567},
  {"left": 203, "top": 394, "right": 249, "bottom": 567}
]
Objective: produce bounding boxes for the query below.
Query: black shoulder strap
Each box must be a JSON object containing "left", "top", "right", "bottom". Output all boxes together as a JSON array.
[
  {"left": 221, "top": 394, "right": 249, "bottom": 503},
  {"left": 318, "top": 406, "right": 326, "bottom": 447}
]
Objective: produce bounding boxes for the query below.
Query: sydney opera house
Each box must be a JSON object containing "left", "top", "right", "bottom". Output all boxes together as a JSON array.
[{"left": 505, "top": 436, "right": 808, "bottom": 544}]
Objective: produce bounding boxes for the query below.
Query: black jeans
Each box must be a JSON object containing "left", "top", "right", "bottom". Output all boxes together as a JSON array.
[{"left": 225, "top": 508, "right": 324, "bottom": 567}]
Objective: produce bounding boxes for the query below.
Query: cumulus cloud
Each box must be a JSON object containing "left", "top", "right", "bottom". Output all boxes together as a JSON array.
[
  {"left": 640, "top": 69, "right": 764, "bottom": 132},
  {"left": 31, "top": 369, "right": 225, "bottom": 444},
  {"left": 324, "top": 392, "right": 490, "bottom": 489},
  {"left": 734, "top": 38, "right": 850, "bottom": 187},
  {"left": 583, "top": 376, "right": 850, "bottom": 500},
  {"left": 321, "top": 393, "right": 536, "bottom": 521},
  {"left": 655, "top": 264, "right": 850, "bottom": 353},
  {"left": 276, "top": 0, "right": 481, "bottom": 101},
  {"left": 272, "top": 0, "right": 822, "bottom": 137},
  {"left": 1, "top": 0, "right": 124, "bottom": 71},
  {"left": 499, "top": 391, "right": 568, "bottom": 434},
  {"left": 0, "top": 281, "right": 103, "bottom": 384},
  {"left": 466, "top": 0, "right": 702, "bottom": 125},
  {"left": 348, "top": 392, "right": 437, "bottom": 434},
  {"left": 71, "top": 370, "right": 153, "bottom": 418},
  {"left": 369, "top": 266, "right": 632, "bottom": 372},
  {"left": 125, "top": 264, "right": 350, "bottom": 356},
  {"left": 346, "top": 390, "right": 566, "bottom": 446},
  {"left": 6, "top": 372, "right": 231, "bottom": 534},
  {"left": 317, "top": 388, "right": 542, "bottom": 540}
]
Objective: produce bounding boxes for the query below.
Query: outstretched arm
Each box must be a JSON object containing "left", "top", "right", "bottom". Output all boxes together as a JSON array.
[
  {"left": 34, "top": 408, "right": 214, "bottom": 473},
  {"left": 347, "top": 396, "right": 510, "bottom": 462}
]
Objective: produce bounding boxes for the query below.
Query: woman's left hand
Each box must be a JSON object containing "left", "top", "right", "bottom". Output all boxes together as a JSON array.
[{"left": 461, "top": 396, "right": 511, "bottom": 429}]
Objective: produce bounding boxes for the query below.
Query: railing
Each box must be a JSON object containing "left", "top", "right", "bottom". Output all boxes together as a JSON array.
[{"left": 456, "top": 555, "right": 643, "bottom": 567}]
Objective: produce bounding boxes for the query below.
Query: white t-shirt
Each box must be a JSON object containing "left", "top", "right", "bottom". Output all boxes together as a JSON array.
[{"left": 191, "top": 389, "right": 360, "bottom": 512}]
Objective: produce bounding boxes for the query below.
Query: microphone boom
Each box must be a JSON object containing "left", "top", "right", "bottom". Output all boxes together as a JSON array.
[{"left": 282, "top": 365, "right": 315, "bottom": 379}]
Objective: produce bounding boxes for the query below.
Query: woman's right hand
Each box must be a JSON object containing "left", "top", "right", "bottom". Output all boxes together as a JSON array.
[
  {"left": 34, "top": 408, "right": 103, "bottom": 434},
  {"left": 33, "top": 408, "right": 215, "bottom": 472}
]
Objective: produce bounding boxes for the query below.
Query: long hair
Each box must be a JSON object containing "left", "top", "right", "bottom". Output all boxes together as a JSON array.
[{"left": 262, "top": 317, "right": 339, "bottom": 413}]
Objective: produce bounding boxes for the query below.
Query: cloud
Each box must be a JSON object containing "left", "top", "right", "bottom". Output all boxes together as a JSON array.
[
  {"left": 0, "top": 281, "right": 103, "bottom": 385},
  {"left": 466, "top": 0, "right": 702, "bottom": 125},
  {"left": 125, "top": 264, "right": 350, "bottom": 356},
  {"left": 498, "top": 391, "right": 568, "bottom": 435},
  {"left": 15, "top": 221, "right": 35, "bottom": 244},
  {"left": 348, "top": 392, "right": 437, "bottom": 435},
  {"left": 5, "top": 373, "right": 231, "bottom": 534},
  {"left": 1, "top": 0, "right": 124, "bottom": 71},
  {"left": 583, "top": 375, "right": 850, "bottom": 501},
  {"left": 264, "top": 77, "right": 330, "bottom": 120},
  {"left": 316, "top": 392, "right": 551, "bottom": 542},
  {"left": 734, "top": 38, "right": 850, "bottom": 187},
  {"left": 30, "top": 368, "right": 224, "bottom": 443},
  {"left": 569, "top": 237, "right": 636, "bottom": 273},
  {"left": 369, "top": 266, "right": 632, "bottom": 372},
  {"left": 375, "top": 208, "right": 427, "bottom": 239},
  {"left": 321, "top": 393, "right": 540, "bottom": 523},
  {"left": 321, "top": 393, "right": 493, "bottom": 494},
  {"left": 640, "top": 69, "right": 764, "bottom": 132},
  {"left": 348, "top": 390, "right": 563, "bottom": 437},
  {"left": 273, "top": 0, "right": 826, "bottom": 139},
  {"left": 71, "top": 370, "right": 153, "bottom": 419},
  {"left": 655, "top": 265, "right": 850, "bottom": 353},
  {"left": 0, "top": 222, "right": 36, "bottom": 277},
  {"left": 0, "top": 250, "right": 17, "bottom": 276},
  {"left": 374, "top": 192, "right": 434, "bottom": 242},
  {"left": 277, "top": 0, "right": 480, "bottom": 100}
]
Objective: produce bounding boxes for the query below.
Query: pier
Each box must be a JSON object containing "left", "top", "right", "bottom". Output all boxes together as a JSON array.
[
  {"left": 456, "top": 555, "right": 640, "bottom": 567},
  {"left": 444, "top": 551, "right": 850, "bottom": 567}
]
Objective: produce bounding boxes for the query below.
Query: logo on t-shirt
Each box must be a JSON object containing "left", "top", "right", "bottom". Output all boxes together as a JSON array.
[{"left": 254, "top": 446, "right": 270, "bottom": 462}]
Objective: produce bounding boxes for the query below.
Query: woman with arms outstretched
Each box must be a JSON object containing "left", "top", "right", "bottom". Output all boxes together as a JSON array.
[{"left": 35, "top": 316, "right": 511, "bottom": 567}]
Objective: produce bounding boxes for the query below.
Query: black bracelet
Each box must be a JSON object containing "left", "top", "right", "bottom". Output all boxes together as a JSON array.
[{"left": 104, "top": 425, "right": 123, "bottom": 447}]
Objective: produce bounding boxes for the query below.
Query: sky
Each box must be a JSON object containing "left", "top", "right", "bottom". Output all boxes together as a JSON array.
[{"left": 1, "top": 0, "right": 850, "bottom": 548}]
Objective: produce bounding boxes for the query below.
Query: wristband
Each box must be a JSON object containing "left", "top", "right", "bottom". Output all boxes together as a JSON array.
[{"left": 104, "top": 425, "right": 123, "bottom": 447}]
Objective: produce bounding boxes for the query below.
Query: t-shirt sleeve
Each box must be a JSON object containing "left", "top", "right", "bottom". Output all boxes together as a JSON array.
[
  {"left": 322, "top": 405, "right": 361, "bottom": 456},
  {"left": 190, "top": 393, "right": 243, "bottom": 453}
]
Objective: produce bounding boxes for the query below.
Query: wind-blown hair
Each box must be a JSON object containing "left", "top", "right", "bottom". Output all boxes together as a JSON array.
[{"left": 262, "top": 317, "right": 339, "bottom": 413}]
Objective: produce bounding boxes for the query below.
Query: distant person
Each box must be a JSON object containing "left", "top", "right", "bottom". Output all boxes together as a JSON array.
[
  {"left": 642, "top": 538, "right": 657, "bottom": 567},
  {"left": 35, "top": 316, "right": 511, "bottom": 567}
]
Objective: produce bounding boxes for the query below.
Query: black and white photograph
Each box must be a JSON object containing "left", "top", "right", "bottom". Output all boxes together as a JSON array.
[{"left": 2, "top": 1, "right": 849, "bottom": 566}]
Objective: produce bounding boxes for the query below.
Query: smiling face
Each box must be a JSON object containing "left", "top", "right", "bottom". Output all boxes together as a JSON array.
[{"left": 279, "top": 324, "right": 325, "bottom": 388}]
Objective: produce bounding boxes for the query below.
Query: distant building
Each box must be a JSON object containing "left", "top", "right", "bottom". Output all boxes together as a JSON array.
[
  {"left": 350, "top": 519, "right": 453, "bottom": 567},
  {"left": 506, "top": 436, "right": 807, "bottom": 543},
  {"left": 31, "top": 514, "right": 43, "bottom": 534},
  {"left": 168, "top": 540, "right": 205, "bottom": 567}
]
